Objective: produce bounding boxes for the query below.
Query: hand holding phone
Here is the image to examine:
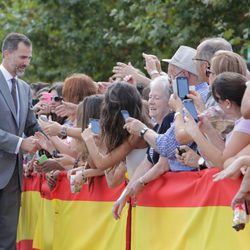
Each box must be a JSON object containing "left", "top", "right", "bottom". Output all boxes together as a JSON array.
[
  {"left": 38, "top": 154, "right": 48, "bottom": 164},
  {"left": 89, "top": 118, "right": 100, "bottom": 135},
  {"left": 41, "top": 92, "right": 52, "bottom": 104},
  {"left": 39, "top": 115, "right": 48, "bottom": 122},
  {"left": 121, "top": 110, "right": 130, "bottom": 121},
  {"left": 177, "top": 146, "right": 186, "bottom": 156}
]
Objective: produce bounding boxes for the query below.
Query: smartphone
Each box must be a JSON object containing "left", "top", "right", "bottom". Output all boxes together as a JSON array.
[
  {"left": 177, "top": 146, "right": 186, "bottom": 156},
  {"left": 176, "top": 76, "right": 189, "bottom": 100},
  {"left": 32, "top": 98, "right": 39, "bottom": 106},
  {"left": 89, "top": 118, "right": 100, "bottom": 134},
  {"left": 38, "top": 154, "right": 48, "bottom": 164},
  {"left": 183, "top": 99, "right": 198, "bottom": 122},
  {"left": 39, "top": 115, "right": 48, "bottom": 122},
  {"left": 121, "top": 110, "right": 130, "bottom": 121},
  {"left": 41, "top": 92, "right": 52, "bottom": 104}
]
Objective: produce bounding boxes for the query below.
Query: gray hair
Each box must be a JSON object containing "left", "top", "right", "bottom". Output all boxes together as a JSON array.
[
  {"left": 2, "top": 32, "right": 31, "bottom": 56},
  {"left": 198, "top": 37, "right": 232, "bottom": 62},
  {"left": 150, "top": 75, "right": 171, "bottom": 99}
]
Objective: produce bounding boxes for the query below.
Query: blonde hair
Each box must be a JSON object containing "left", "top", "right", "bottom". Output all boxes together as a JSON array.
[{"left": 211, "top": 50, "right": 247, "bottom": 76}]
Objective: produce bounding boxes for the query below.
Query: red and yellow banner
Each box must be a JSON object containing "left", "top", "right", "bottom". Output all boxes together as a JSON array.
[
  {"left": 131, "top": 168, "right": 250, "bottom": 250},
  {"left": 17, "top": 168, "right": 250, "bottom": 250}
]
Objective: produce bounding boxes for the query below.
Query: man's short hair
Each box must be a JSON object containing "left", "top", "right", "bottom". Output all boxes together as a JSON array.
[
  {"left": 2, "top": 32, "right": 32, "bottom": 54},
  {"left": 198, "top": 37, "right": 232, "bottom": 62}
]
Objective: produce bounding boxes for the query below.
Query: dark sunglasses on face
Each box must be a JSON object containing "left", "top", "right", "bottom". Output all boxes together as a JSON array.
[{"left": 52, "top": 96, "right": 63, "bottom": 102}]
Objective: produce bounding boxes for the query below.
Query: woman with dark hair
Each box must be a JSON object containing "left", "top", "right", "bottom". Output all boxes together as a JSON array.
[
  {"left": 82, "top": 81, "right": 150, "bottom": 182},
  {"left": 183, "top": 72, "right": 250, "bottom": 168}
]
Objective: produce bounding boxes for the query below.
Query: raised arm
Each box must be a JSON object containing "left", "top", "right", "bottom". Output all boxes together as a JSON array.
[{"left": 82, "top": 127, "right": 138, "bottom": 170}]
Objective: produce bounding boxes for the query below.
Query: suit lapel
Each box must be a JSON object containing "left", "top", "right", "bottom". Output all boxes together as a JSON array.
[{"left": 0, "top": 71, "right": 18, "bottom": 126}]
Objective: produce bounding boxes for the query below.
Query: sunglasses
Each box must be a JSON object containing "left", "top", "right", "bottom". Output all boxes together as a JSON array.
[{"left": 52, "top": 96, "right": 63, "bottom": 102}]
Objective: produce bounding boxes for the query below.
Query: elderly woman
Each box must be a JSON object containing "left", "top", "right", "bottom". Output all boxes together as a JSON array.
[{"left": 112, "top": 76, "right": 173, "bottom": 219}]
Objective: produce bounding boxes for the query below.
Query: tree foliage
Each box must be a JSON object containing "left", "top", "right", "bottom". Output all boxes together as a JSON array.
[{"left": 0, "top": 0, "right": 249, "bottom": 83}]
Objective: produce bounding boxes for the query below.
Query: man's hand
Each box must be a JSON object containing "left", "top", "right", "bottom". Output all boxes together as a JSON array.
[
  {"left": 20, "top": 136, "right": 39, "bottom": 153},
  {"left": 124, "top": 117, "right": 146, "bottom": 136}
]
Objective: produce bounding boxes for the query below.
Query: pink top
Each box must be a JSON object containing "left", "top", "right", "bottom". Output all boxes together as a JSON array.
[{"left": 226, "top": 117, "right": 250, "bottom": 144}]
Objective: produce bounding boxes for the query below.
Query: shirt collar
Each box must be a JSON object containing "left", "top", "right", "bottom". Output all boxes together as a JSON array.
[
  {"left": 0, "top": 64, "right": 17, "bottom": 82},
  {"left": 195, "top": 81, "right": 208, "bottom": 90}
]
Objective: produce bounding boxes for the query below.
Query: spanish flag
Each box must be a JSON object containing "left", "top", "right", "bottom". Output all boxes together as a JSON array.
[
  {"left": 131, "top": 168, "right": 250, "bottom": 250},
  {"left": 17, "top": 174, "right": 42, "bottom": 250},
  {"left": 50, "top": 173, "right": 127, "bottom": 250}
]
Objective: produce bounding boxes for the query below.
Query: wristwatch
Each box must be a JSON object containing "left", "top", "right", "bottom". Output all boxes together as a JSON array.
[
  {"left": 198, "top": 157, "right": 207, "bottom": 170},
  {"left": 140, "top": 127, "right": 148, "bottom": 138}
]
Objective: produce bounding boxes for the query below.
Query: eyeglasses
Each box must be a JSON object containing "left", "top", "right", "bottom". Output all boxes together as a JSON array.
[
  {"left": 52, "top": 96, "right": 63, "bottom": 102},
  {"left": 192, "top": 58, "right": 211, "bottom": 77},
  {"left": 206, "top": 68, "right": 216, "bottom": 77},
  {"left": 192, "top": 58, "right": 210, "bottom": 65}
]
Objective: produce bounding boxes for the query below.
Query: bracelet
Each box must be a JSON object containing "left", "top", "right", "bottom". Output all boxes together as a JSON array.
[
  {"left": 174, "top": 111, "right": 182, "bottom": 120},
  {"left": 149, "top": 70, "right": 159, "bottom": 76},
  {"left": 52, "top": 150, "right": 59, "bottom": 158},
  {"left": 60, "top": 126, "right": 67, "bottom": 137},
  {"left": 139, "top": 177, "right": 146, "bottom": 186}
]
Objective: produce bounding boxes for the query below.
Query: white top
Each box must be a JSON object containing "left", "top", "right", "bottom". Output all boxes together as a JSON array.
[{"left": 126, "top": 148, "right": 147, "bottom": 179}]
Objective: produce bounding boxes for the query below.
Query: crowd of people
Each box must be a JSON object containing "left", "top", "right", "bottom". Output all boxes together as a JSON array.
[{"left": 0, "top": 32, "right": 250, "bottom": 249}]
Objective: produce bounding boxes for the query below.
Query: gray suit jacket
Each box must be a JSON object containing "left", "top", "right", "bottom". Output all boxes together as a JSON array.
[{"left": 0, "top": 70, "right": 40, "bottom": 189}]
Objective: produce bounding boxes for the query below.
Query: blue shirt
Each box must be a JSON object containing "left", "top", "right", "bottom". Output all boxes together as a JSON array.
[{"left": 156, "top": 82, "right": 209, "bottom": 171}]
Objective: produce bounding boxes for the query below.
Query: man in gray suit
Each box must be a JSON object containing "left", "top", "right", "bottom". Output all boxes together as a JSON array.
[{"left": 0, "top": 33, "right": 40, "bottom": 250}]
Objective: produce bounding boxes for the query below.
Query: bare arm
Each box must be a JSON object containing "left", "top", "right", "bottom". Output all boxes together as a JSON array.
[
  {"left": 241, "top": 83, "right": 250, "bottom": 119},
  {"left": 138, "top": 156, "right": 169, "bottom": 185},
  {"left": 50, "top": 136, "right": 78, "bottom": 158},
  {"left": 82, "top": 128, "right": 139, "bottom": 170},
  {"left": 105, "top": 162, "right": 126, "bottom": 188}
]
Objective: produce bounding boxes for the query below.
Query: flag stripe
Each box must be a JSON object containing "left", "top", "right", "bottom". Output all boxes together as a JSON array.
[{"left": 137, "top": 168, "right": 241, "bottom": 207}]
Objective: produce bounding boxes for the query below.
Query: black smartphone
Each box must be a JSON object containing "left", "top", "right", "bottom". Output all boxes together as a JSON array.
[
  {"left": 177, "top": 146, "right": 186, "bottom": 156},
  {"left": 121, "top": 110, "right": 130, "bottom": 121},
  {"left": 183, "top": 99, "right": 198, "bottom": 122},
  {"left": 89, "top": 118, "right": 100, "bottom": 134},
  {"left": 32, "top": 98, "right": 39, "bottom": 106},
  {"left": 176, "top": 76, "right": 189, "bottom": 100}
]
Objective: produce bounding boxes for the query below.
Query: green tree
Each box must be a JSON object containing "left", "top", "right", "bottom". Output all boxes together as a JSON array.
[{"left": 0, "top": 0, "right": 249, "bottom": 83}]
